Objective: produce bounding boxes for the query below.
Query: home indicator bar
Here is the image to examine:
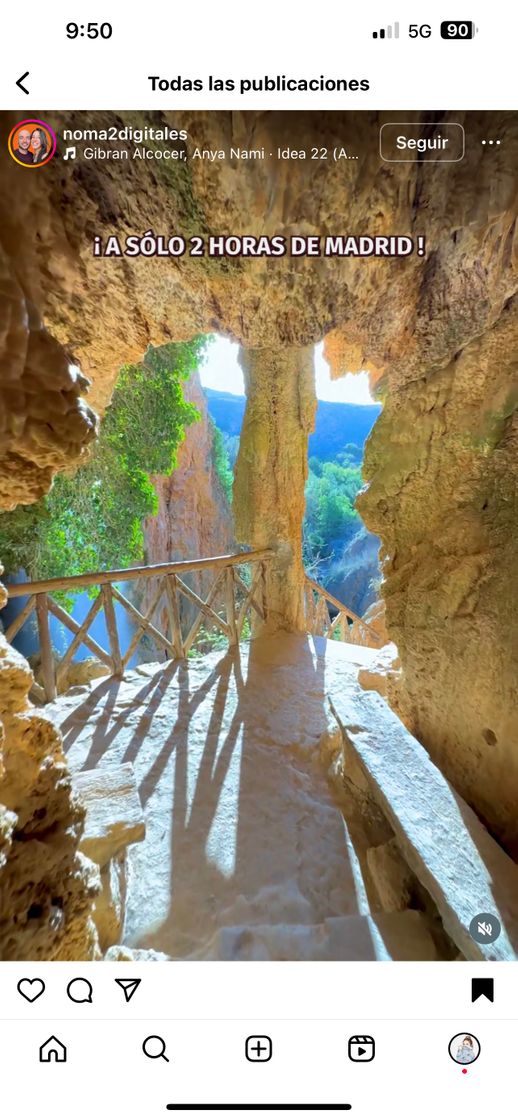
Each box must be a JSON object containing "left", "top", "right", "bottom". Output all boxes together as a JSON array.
[{"left": 165, "top": 1107, "right": 353, "bottom": 1112}]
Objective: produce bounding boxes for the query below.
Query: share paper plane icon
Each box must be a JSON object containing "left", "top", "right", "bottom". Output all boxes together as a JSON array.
[{"left": 115, "top": 978, "right": 142, "bottom": 1003}]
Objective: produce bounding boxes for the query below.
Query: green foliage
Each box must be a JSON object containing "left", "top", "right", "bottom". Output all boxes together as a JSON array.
[
  {"left": 303, "top": 454, "right": 363, "bottom": 571},
  {"left": 0, "top": 341, "right": 204, "bottom": 597},
  {"left": 337, "top": 442, "right": 363, "bottom": 467},
  {"left": 222, "top": 432, "right": 240, "bottom": 470},
  {"left": 210, "top": 419, "right": 234, "bottom": 503},
  {"left": 308, "top": 456, "right": 322, "bottom": 477}
]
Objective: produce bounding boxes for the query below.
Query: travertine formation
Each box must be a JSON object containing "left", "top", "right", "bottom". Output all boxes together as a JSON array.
[
  {"left": 0, "top": 244, "right": 97, "bottom": 509},
  {"left": 357, "top": 316, "right": 518, "bottom": 851},
  {"left": 0, "top": 580, "right": 100, "bottom": 959},
  {"left": 0, "top": 118, "right": 101, "bottom": 957},
  {"left": 234, "top": 346, "right": 316, "bottom": 630},
  {"left": 0, "top": 109, "right": 517, "bottom": 960}
]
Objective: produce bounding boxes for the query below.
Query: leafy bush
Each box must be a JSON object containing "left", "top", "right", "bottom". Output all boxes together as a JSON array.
[
  {"left": 0, "top": 340, "right": 204, "bottom": 591},
  {"left": 303, "top": 455, "right": 363, "bottom": 571}
]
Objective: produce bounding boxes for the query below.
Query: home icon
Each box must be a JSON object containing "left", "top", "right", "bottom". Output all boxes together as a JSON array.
[{"left": 39, "top": 1036, "right": 67, "bottom": 1063}]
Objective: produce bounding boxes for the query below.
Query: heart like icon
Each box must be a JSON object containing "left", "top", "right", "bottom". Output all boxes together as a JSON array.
[{"left": 17, "top": 978, "right": 45, "bottom": 1003}]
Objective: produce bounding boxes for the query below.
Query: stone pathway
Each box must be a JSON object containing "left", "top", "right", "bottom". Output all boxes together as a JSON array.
[{"left": 46, "top": 634, "right": 438, "bottom": 960}]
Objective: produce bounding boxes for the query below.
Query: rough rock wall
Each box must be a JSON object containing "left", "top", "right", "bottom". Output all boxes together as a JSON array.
[
  {"left": 0, "top": 241, "right": 97, "bottom": 509},
  {"left": 0, "top": 132, "right": 100, "bottom": 958},
  {"left": 0, "top": 582, "right": 100, "bottom": 959},
  {"left": 141, "top": 369, "right": 235, "bottom": 620},
  {"left": 357, "top": 305, "right": 518, "bottom": 851},
  {"left": 323, "top": 117, "right": 518, "bottom": 850},
  {"left": 234, "top": 346, "right": 316, "bottom": 631}
]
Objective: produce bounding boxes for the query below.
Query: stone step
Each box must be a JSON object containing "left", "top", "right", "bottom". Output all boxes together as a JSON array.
[
  {"left": 191, "top": 911, "right": 439, "bottom": 961},
  {"left": 329, "top": 687, "right": 518, "bottom": 961},
  {"left": 73, "top": 763, "right": 145, "bottom": 869}
]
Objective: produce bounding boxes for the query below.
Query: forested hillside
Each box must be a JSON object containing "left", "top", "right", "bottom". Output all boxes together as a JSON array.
[{"left": 205, "top": 388, "right": 381, "bottom": 458}]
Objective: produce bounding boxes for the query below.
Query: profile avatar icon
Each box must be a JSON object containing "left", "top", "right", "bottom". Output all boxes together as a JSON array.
[
  {"left": 448, "top": 1032, "right": 481, "bottom": 1065},
  {"left": 8, "top": 119, "right": 57, "bottom": 168}
]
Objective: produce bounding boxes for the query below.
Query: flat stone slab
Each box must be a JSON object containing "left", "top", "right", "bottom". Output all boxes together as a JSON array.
[
  {"left": 73, "top": 763, "right": 145, "bottom": 868},
  {"left": 194, "top": 911, "right": 439, "bottom": 961},
  {"left": 329, "top": 687, "right": 518, "bottom": 961}
]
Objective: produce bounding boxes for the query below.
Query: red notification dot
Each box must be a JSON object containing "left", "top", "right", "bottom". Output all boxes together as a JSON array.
[{"left": 462, "top": 1069, "right": 467, "bottom": 1074}]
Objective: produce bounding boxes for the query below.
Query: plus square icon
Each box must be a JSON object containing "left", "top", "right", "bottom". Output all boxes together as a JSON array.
[{"left": 245, "top": 1035, "right": 272, "bottom": 1062}]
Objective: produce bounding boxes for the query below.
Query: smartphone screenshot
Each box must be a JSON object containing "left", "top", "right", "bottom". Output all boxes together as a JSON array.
[{"left": 0, "top": 2, "right": 517, "bottom": 1116}]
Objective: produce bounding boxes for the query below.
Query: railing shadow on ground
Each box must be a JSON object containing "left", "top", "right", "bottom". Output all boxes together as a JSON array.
[
  {"left": 138, "top": 632, "right": 372, "bottom": 959},
  {"left": 49, "top": 630, "right": 384, "bottom": 960}
]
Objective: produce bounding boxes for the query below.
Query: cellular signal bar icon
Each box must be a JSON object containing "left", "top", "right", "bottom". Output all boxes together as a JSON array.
[{"left": 372, "top": 21, "right": 400, "bottom": 39}]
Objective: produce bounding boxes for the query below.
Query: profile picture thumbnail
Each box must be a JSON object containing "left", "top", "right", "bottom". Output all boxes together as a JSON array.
[
  {"left": 8, "top": 119, "right": 57, "bottom": 168},
  {"left": 448, "top": 1033, "right": 481, "bottom": 1065}
]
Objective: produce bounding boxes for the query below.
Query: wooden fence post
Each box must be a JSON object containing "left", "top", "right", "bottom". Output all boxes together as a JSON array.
[
  {"left": 225, "top": 567, "right": 238, "bottom": 644},
  {"left": 164, "top": 575, "right": 184, "bottom": 658},
  {"left": 35, "top": 593, "right": 57, "bottom": 701},
  {"left": 102, "top": 583, "right": 123, "bottom": 676}
]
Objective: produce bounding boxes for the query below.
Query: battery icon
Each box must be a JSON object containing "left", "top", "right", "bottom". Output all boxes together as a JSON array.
[{"left": 440, "top": 20, "right": 477, "bottom": 38}]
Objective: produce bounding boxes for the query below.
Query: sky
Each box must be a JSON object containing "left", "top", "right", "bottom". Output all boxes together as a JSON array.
[{"left": 200, "top": 336, "right": 374, "bottom": 405}]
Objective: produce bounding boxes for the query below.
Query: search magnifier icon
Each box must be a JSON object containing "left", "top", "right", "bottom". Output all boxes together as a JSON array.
[{"left": 143, "top": 1035, "right": 169, "bottom": 1062}]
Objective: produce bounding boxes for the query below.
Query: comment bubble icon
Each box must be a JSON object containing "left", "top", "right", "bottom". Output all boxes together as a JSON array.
[{"left": 66, "top": 977, "right": 93, "bottom": 1004}]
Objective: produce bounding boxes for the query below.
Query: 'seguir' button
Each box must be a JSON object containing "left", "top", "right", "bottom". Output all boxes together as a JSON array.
[{"left": 380, "top": 122, "right": 465, "bottom": 162}]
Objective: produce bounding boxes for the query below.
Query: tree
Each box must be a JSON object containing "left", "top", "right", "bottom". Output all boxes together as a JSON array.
[{"left": 303, "top": 454, "right": 363, "bottom": 570}]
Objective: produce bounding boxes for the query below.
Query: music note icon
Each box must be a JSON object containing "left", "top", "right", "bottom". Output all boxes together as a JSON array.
[{"left": 63, "top": 146, "right": 76, "bottom": 160}]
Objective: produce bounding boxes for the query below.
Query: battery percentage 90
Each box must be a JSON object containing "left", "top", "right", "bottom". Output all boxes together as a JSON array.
[{"left": 440, "top": 21, "right": 477, "bottom": 38}]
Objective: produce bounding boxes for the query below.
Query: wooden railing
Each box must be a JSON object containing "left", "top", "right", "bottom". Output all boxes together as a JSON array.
[
  {"left": 304, "top": 576, "right": 382, "bottom": 649},
  {"left": 3, "top": 552, "right": 382, "bottom": 704},
  {"left": 4, "top": 550, "right": 274, "bottom": 704}
]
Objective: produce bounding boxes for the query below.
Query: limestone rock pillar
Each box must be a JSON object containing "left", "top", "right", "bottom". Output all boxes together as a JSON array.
[
  {"left": 0, "top": 576, "right": 101, "bottom": 959},
  {"left": 0, "top": 244, "right": 101, "bottom": 958},
  {"left": 234, "top": 346, "right": 316, "bottom": 632}
]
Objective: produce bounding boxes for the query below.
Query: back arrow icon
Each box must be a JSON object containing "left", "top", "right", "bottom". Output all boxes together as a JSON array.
[{"left": 16, "top": 72, "right": 30, "bottom": 95}]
